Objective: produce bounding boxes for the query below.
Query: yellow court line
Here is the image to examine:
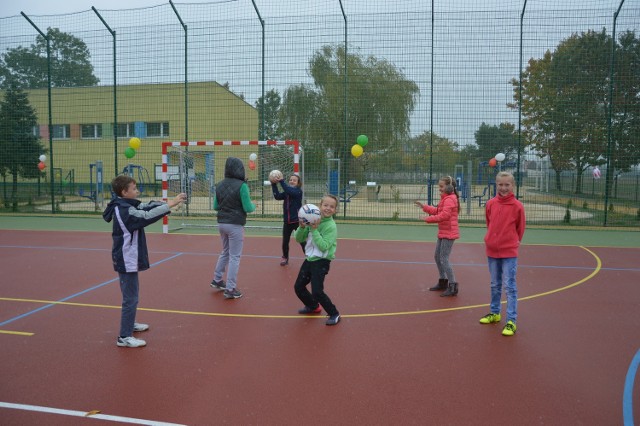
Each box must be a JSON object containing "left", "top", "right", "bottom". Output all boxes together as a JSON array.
[
  {"left": 0, "top": 330, "right": 34, "bottom": 336},
  {"left": 0, "top": 246, "right": 601, "bottom": 320},
  {"left": 517, "top": 245, "right": 601, "bottom": 301}
]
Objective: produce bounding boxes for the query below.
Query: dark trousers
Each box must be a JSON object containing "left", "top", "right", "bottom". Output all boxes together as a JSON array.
[
  {"left": 294, "top": 259, "right": 338, "bottom": 316},
  {"left": 282, "top": 222, "right": 305, "bottom": 259},
  {"left": 118, "top": 272, "right": 139, "bottom": 337}
]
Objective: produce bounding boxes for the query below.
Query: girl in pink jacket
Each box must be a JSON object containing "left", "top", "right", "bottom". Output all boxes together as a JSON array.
[{"left": 414, "top": 176, "right": 461, "bottom": 297}]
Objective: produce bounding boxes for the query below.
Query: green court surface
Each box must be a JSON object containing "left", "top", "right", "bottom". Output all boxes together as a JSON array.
[{"left": 0, "top": 214, "right": 638, "bottom": 247}]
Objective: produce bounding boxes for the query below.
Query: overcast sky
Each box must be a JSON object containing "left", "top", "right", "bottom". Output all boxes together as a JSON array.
[{"left": 0, "top": 1, "right": 215, "bottom": 17}]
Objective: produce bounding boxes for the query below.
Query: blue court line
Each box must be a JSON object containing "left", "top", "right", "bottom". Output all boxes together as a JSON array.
[
  {"left": 2, "top": 244, "right": 635, "bottom": 272},
  {"left": 624, "top": 349, "right": 640, "bottom": 426},
  {"left": 0, "top": 253, "right": 184, "bottom": 328}
]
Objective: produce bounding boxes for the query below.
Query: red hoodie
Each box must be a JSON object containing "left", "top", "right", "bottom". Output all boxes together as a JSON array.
[
  {"left": 484, "top": 192, "right": 525, "bottom": 258},
  {"left": 423, "top": 193, "right": 460, "bottom": 240}
]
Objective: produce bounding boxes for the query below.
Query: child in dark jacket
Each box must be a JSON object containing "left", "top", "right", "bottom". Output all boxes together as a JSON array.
[
  {"left": 210, "top": 157, "right": 256, "bottom": 299},
  {"left": 103, "top": 175, "right": 186, "bottom": 348},
  {"left": 271, "top": 173, "right": 305, "bottom": 266}
]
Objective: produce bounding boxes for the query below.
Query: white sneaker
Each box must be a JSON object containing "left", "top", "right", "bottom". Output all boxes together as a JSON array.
[
  {"left": 117, "top": 336, "right": 147, "bottom": 348},
  {"left": 133, "top": 322, "right": 149, "bottom": 332}
]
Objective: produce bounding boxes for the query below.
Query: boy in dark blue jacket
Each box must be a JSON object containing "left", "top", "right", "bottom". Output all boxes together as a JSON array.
[{"left": 103, "top": 175, "right": 186, "bottom": 348}]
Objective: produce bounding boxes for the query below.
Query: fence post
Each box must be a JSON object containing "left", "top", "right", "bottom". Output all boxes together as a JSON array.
[
  {"left": 604, "top": 0, "right": 626, "bottom": 226},
  {"left": 21, "top": 13, "right": 55, "bottom": 214}
]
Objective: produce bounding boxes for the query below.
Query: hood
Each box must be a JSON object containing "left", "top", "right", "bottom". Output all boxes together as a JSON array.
[
  {"left": 102, "top": 197, "right": 140, "bottom": 222},
  {"left": 224, "top": 157, "right": 246, "bottom": 181}
]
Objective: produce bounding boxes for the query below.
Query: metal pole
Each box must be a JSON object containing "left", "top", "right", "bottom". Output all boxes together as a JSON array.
[
  {"left": 428, "top": 0, "right": 434, "bottom": 206},
  {"left": 170, "top": 1, "right": 188, "bottom": 143},
  {"left": 604, "top": 0, "right": 625, "bottom": 226},
  {"left": 251, "top": 0, "right": 265, "bottom": 215},
  {"left": 169, "top": 1, "right": 190, "bottom": 216},
  {"left": 517, "top": 0, "right": 528, "bottom": 199},
  {"left": 251, "top": 0, "right": 265, "bottom": 140},
  {"left": 92, "top": 7, "right": 117, "bottom": 177},
  {"left": 21, "top": 13, "right": 55, "bottom": 214},
  {"left": 339, "top": 0, "right": 348, "bottom": 218}
]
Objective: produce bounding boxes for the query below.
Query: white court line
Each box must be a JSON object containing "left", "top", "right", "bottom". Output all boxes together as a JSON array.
[{"left": 0, "top": 402, "right": 186, "bottom": 425}]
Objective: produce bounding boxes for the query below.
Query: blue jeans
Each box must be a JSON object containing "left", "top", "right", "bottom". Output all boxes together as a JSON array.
[
  {"left": 487, "top": 257, "right": 518, "bottom": 323},
  {"left": 118, "top": 272, "right": 139, "bottom": 337},
  {"left": 214, "top": 223, "right": 245, "bottom": 291}
]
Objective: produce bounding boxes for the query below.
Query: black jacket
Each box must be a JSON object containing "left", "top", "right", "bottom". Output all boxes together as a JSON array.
[
  {"left": 215, "top": 157, "right": 248, "bottom": 226},
  {"left": 102, "top": 197, "right": 170, "bottom": 273}
]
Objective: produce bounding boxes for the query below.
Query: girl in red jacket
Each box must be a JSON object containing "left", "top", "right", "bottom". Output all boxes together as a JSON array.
[
  {"left": 478, "top": 171, "right": 526, "bottom": 336},
  {"left": 414, "top": 176, "right": 460, "bottom": 297}
]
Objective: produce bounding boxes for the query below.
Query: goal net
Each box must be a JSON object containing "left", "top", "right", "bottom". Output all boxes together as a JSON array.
[{"left": 161, "top": 140, "right": 301, "bottom": 233}]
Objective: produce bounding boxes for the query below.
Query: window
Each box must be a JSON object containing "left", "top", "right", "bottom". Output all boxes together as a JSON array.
[
  {"left": 52, "top": 125, "right": 70, "bottom": 140},
  {"left": 32, "top": 126, "right": 40, "bottom": 138},
  {"left": 147, "top": 122, "right": 169, "bottom": 138},
  {"left": 81, "top": 124, "right": 102, "bottom": 139},
  {"left": 115, "top": 123, "right": 135, "bottom": 138}
]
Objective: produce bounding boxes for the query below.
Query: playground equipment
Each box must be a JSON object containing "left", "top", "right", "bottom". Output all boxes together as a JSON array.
[
  {"left": 122, "top": 164, "right": 152, "bottom": 195},
  {"left": 78, "top": 161, "right": 104, "bottom": 210},
  {"left": 454, "top": 164, "right": 469, "bottom": 202},
  {"left": 327, "top": 158, "right": 359, "bottom": 202},
  {"left": 52, "top": 168, "right": 75, "bottom": 195},
  {"left": 476, "top": 161, "right": 497, "bottom": 204}
]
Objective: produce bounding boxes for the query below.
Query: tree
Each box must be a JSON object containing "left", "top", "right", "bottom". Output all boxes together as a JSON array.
[
  {"left": 511, "top": 29, "right": 640, "bottom": 194},
  {"left": 255, "top": 89, "right": 282, "bottom": 140},
  {"left": 609, "top": 31, "right": 640, "bottom": 179},
  {"left": 0, "top": 84, "right": 44, "bottom": 210},
  {"left": 474, "top": 122, "right": 519, "bottom": 165},
  {"left": 0, "top": 28, "right": 99, "bottom": 89},
  {"left": 221, "top": 82, "right": 244, "bottom": 101},
  {"left": 279, "top": 45, "right": 419, "bottom": 179},
  {"left": 398, "top": 131, "right": 460, "bottom": 178}
]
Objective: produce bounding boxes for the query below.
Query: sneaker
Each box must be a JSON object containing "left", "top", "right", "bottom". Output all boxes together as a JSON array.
[
  {"left": 117, "top": 336, "right": 146, "bottom": 348},
  {"left": 223, "top": 288, "right": 243, "bottom": 299},
  {"left": 280, "top": 257, "right": 288, "bottom": 266},
  {"left": 502, "top": 321, "right": 517, "bottom": 336},
  {"left": 479, "top": 313, "right": 501, "bottom": 324},
  {"left": 133, "top": 322, "right": 149, "bottom": 332},
  {"left": 326, "top": 314, "right": 341, "bottom": 326},
  {"left": 210, "top": 279, "right": 226, "bottom": 291},
  {"left": 298, "top": 305, "right": 322, "bottom": 314}
]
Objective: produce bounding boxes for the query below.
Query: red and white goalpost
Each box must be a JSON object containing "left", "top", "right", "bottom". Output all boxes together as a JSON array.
[{"left": 161, "top": 140, "right": 300, "bottom": 233}]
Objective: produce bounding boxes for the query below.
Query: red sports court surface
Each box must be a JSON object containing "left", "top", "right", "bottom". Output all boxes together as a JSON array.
[{"left": 0, "top": 229, "right": 639, "bottom": 425}]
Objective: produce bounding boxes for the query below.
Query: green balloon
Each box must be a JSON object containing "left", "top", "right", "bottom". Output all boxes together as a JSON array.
[
  {"left": 357, "top": 134, "right": 369, "bottom": 147},
  {"left": 124, "top": 147, "right": 136, "bottom": 159}
]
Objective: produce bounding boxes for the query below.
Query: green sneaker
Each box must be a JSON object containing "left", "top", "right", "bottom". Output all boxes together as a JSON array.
[
  {"left": 479, "top": 313, "right": 501, "bottom": 324},
  {"left": 502, "top": 321, "right": 517, "bottom": 336}
]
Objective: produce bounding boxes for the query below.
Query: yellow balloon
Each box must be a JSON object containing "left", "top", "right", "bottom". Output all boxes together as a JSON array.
[
  {"left": 129, "top": 137, "right": 141, "bottom": 150},
  {"left": 351, "top": 144, "right": 364, "bottom": 158}
]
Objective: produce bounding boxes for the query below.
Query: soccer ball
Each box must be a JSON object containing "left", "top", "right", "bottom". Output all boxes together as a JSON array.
[
  {"left": 298, "top": 204, "right": 321, "bottom": 225},
  {"left": 269, "top": 169, "right": 283, "bottom": 183}
]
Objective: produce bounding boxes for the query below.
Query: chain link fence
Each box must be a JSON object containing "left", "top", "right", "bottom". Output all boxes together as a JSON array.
[{"left": 0, "top": 0, "right": 638, "bottom": 227}]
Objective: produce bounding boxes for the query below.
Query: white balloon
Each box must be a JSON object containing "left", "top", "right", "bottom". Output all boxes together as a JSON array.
[
  {"left": 495, "top": 153, "right": 505, "bottom": 162},
  {"left": 39, "top": 154, "right": 46, "bottom": 162},
  {"left": 249, "top": 153, "right": 257, "bottom": 161}
]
